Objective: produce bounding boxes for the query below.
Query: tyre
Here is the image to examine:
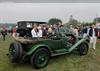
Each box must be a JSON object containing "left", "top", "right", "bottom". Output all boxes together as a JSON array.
[
  {"left": 9, "top": 42, "right": 23, "bottom": 63},
  {"left": 30, "top": 48, "right": 50, "bottom": 69},
  {"left": 78, "top": 43, "right": 88, "bottom": 55}
]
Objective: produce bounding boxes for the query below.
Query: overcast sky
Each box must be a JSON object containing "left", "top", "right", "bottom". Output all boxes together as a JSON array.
[{"left": 0, "top": 3, "right": 100, "bottom": 23}]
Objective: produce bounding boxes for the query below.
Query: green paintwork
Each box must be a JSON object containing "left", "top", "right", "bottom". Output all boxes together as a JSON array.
[
  {"left": 26, "top": 43, "right": 50, "bottom": 55},
  {"left": 68, "top": 38, "right": 88, "bottom": 52}
]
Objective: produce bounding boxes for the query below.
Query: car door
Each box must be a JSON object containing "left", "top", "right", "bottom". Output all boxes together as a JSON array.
[{"left": 49, "top": 36, "right": 62, "bottom": 50}]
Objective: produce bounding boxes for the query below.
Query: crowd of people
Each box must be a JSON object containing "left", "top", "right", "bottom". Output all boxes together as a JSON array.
[
  {"left": 0, "top": 27, "right": 16, "bottom": 41},
  {"left": 0, "top": 22, "right": 63, "bottom": 40},
  {"left": 30, "top": 23, "right": 99, "bottom": 50},
  {"left": 31, "top": 22, "right": 63, "bottom": 38},
  {"left": 70, "top": 24, "right": 99, "bottom": 50},
  {"left": 0, "top": 23, "right": 99, "bottom": 50}
]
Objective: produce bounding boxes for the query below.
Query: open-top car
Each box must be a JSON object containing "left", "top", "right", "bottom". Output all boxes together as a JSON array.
[{"left": 7, "top": 21, "right": 90, "bottom": 69}]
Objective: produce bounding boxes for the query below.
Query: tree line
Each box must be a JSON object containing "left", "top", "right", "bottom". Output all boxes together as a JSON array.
[{"left": 48, "top": 17, "right": 100, "bottom": 28}]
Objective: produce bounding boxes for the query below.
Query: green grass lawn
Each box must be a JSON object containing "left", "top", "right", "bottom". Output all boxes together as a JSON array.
[{"left": 0, "top": 36, "right": 100, "bottom": 71}]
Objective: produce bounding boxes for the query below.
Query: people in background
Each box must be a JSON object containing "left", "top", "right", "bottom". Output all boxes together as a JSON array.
[
  {"left": 12, "top": 27, "right": 17, "bottom": 37},
  {"left": 47, "top": 25, "right": 53, "bottom": 36},
  {"left": 88, "top": 25, "right": 98, "bottom": 49},
  {"left": 82, "top": 26, "right": 90, "bottom": 38},
  {"left": 1, "top": 27, "right": 7, "bottom": 41},
  {"left": 31, "top": 24, "right": 43, "bottom": 38},
  {"left": 78, "top": 27, "right": 83, "bottom": 36},
  {"left": 42, "top": 26, "right": 48, "bottom": 37},
  {"left": 73, "top": 27, "right": 79, "bottom": 36},
  {"left": 70, "top": 25, "right": 74, "bottom": 31},
  {"left": 37, "top": 26, "right": 42, "bottom": 37},
  {"left": 31, "top": 24, "right": 38, "bottom": 38},
  {"left": 48, "top": 25, "right": 53, "bottom": 33}
]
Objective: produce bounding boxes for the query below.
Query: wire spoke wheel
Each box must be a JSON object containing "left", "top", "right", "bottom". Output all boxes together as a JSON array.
[
  {"left": 8, "top": 42, "right": 23, "bottom": 63},
  {"left": 30, "top": 48, "right": 50, "bottom": 69},
  {"left": 9, "top": 43, "right": 17, "bottom": 62},
  {"left": 35, "top": 51, "right": 49, "bottom": 67},
  {"left": 79, "top": 43, "right": 88, "bottom": 55}
]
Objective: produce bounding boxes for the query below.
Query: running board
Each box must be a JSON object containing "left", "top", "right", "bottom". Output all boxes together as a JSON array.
[{"left": 52, "top": 49, "right": 69, "bottom": 56}]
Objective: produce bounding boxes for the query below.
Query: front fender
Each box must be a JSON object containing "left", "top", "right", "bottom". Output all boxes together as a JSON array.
[
  {"left": 68, "top": 38, "right": 89, "bottom": 52},
  {"left": 26, "top": 44, "right": 50, "bottom": 56}
]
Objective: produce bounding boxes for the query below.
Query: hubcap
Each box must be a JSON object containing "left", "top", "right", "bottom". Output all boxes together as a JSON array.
[
  {"left": 80, "top": 44, "right": 87, "bottom": 54},
  {"left": 9, "top": 44, "right": 17, "bottom": 59},
  {"left": 35, "top": 51, "right": 48, "bottom": 67}
]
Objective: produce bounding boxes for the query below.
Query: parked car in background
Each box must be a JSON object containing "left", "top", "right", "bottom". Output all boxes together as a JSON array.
[{"left": 17, "top": 21, "right": 47, "bottom": 37}]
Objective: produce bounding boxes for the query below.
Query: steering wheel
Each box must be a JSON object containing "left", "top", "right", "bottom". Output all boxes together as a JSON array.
[{"left": 48, "top": 33, "right": 62, "bottom": 40}]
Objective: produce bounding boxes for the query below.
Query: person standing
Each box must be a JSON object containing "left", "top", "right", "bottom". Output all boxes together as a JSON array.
[
  {"left": 47, "top": 25, "right": 53, "bottom": 36},
  {"left": 82, "top": 26, "right": 90, "bottom": 38},
  {"left": 12, "top": 27, "right": 17, "bottom": 37},
  {"left": 73, "top": 27, "right": 79, "bottom": 36},
  {"left": 1, "top": 28, "right": 7, "bottom": 41},
  {"left": 42, "top": 26, "right": 48, "bottom": 37},
  {"left": 31, "top": 24, "right": 38, "bottom": 38},
  {"left": 37, "top": 26, "right": 43, "bottom": 37},
  {"left": 70, "top": 25, "right": 74, "bottom": 31},
  {"left": 89, "top": 25, "right": 98, "bottom": 49}
]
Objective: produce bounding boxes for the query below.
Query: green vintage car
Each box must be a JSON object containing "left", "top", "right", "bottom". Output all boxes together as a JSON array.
[{"left": 8, "top": 22, "right": 89, "bottom": 69}]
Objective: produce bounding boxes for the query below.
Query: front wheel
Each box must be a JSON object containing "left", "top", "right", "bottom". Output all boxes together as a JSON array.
[
  {"left": 78, "top": 43, "right": 89, "bottom": 55},
  {"left": 30, "top": 48, "right": 50, "bottom": 69}
]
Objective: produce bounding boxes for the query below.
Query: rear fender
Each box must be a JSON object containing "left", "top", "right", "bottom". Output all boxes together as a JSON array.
[{"left": 26, "top": 44, "right": 50, "bottom": 56}]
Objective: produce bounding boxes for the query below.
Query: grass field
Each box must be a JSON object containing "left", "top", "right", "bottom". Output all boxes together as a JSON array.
[{"left": 0, "top": 36, "right": 100, "bottom": 71}]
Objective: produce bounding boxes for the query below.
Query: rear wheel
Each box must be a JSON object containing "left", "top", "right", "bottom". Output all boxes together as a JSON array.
[
  {"left": 9, "top": 42, "right": 23, "bottom": 63},
  {"left": 78, "top": 43, "right": 88, "bottom": 55},
  {"left": 30, "top": 48, "right": 50, "bottom": 69}
]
